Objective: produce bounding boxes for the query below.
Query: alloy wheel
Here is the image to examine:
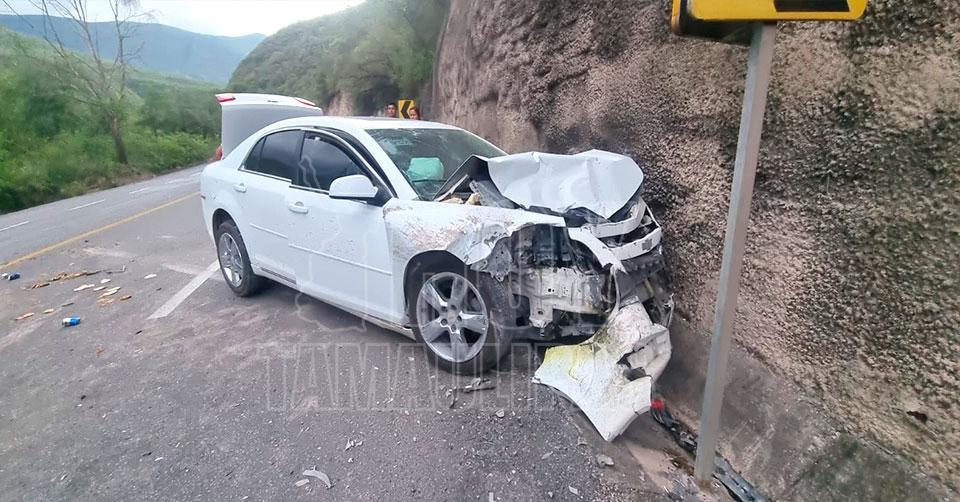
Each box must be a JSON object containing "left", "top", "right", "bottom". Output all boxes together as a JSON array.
[
  {"left": 416, "top": 272, "right": 490, "bottom": 363},
  {"left": 218, "top": 232, "right": 244, "bottom": 287}
]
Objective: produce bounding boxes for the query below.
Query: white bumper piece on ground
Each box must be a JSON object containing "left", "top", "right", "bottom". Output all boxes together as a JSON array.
[{"left": 533, "top": 302, "right": 672, "bottom": 441}]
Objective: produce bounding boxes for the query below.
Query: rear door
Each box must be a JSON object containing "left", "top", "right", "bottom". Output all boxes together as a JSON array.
[
  {"left": 237, "top": 129, "right": 303, "bottom": 285},
  {"left": 286, "top": 131, "right": 399, "bottom": 322}
]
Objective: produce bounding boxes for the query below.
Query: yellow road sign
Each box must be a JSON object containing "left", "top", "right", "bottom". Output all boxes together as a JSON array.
[
  {"left": 688, "top": 0, "right": 867, "bottom": 21},
  {"left": 671, "top": 0, "right": 752, "bottom": 44},
  {"left": 397, "top": 99, "right": 415, "bottom": 118}
]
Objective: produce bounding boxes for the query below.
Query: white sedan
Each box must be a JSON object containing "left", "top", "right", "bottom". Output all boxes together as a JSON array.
[{"left": 200, "top": 94, "right": 672, "bottom": 383}]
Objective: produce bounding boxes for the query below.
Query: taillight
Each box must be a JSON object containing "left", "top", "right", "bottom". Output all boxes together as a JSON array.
[
  {"left": 294, "top": 97, "right": 317, "bottom": 107},
  {"left": 216, "top": 93, "right": 236, "bottom": 103}
]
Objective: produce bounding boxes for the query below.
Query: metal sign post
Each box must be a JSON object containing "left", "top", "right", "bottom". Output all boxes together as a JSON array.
[{"left": 693, "top": 21, "right": 778, "bottom": 483}]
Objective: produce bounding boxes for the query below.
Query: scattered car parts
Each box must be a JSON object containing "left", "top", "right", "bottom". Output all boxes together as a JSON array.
[{"left": 533, "top": 303, "right": 671, "bottom": 441}]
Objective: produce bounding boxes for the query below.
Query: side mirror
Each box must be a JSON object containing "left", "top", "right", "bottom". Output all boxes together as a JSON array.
[{"left": 329, "top": 174, "right": 379, "bottom": 201}]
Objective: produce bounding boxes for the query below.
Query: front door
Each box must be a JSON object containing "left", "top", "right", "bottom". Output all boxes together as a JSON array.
[{"left": 286, "top": 131, "right": 398, "bottom": 322}]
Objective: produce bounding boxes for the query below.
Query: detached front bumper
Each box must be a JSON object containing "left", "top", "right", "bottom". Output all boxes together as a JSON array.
[
  {"left": 532, "top": 302, "right": 672, "bottom": 441},
  {"left": 529, "top": 194, "right": 674, "bottom": 441}
]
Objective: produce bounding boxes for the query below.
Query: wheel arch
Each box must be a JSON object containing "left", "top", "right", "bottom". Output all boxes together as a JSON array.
[
  {"left": 403, "top": 250, "right": 464, "bottom": 316},
  {"left": 212, "top": 208, "right": 234, "bottom": 233}
]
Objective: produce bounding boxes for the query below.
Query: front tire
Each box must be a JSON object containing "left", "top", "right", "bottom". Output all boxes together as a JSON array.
[
  {"left": 411, "top": 265, "right": 514, "bottom": 375},
  {"left": 215, "top": 220, "right": 265, "bottom": 297}
]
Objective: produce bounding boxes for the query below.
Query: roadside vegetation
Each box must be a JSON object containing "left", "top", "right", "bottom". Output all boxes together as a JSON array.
[
  {"left": 229, "top": 0, "right": 448, "bottom": 114},
  {"left": 0, "top": 27, "right": 219, "bottom": 213}
]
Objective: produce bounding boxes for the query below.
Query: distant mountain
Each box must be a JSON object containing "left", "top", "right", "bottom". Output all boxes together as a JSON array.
[{"left": 0, "top": 15, "right": 264, "bottom": 84}]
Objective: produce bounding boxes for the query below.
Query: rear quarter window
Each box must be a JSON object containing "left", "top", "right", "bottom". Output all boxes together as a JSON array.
[{"left": 246, "top": 130, "right": 303, "bottom": 180}]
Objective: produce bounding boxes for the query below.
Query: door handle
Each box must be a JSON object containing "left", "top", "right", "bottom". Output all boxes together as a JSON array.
[
  {"left": 234, "top": 182, "right": 247, "bottom": 193},
  {"left": 287, "top": 201, "right": 308, "bottom": 214}
]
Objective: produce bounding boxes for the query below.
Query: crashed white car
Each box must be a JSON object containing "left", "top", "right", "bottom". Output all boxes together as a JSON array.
[{"left": 201, "top": 94, "right": 672, "bottom": 437}]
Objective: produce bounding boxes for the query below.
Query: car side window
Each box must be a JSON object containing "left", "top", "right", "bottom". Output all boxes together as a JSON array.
[
  {"left": 244, "top": 137, "right": 265, "bottom": 172},
  {"left": 247, "top": 130, "right": 302, "bottom": 180},
  {"left": 297, "top": 133, "right": 366, "bottom": 191}
]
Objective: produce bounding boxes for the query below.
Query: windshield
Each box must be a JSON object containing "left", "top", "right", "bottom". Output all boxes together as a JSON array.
[{"left": 367, "top": 128, "right": 505, "bottom": 199}]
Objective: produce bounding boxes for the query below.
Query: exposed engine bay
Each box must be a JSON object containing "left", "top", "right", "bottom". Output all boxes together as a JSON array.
[
  {"left": 424, "top": 149, "right": 674, "bottom": 440},
  {"left": 434, "top": 151, "right": 673, "bottom": 342}
]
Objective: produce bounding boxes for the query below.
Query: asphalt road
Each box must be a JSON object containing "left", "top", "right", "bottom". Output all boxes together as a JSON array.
[{"left": 0, "top": 167, "right": 702, "bottom": 501}]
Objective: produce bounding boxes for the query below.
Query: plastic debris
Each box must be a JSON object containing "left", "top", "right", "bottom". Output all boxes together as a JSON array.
[
  {"left": 7, "top": 272, "right": 21, "bottom": 281},
  {"left": 50, "top": 270, "right": 100, "bottom": 282},
  {"left": 344, "top": 439, "right": 362, "bottom": 451},
  {"left": 596, "top": 454, "right": 614, "bottom": 467},
  {"left": 462, "top": 377, "right": 496, "bottom": 393},
  {"left": 99, "top": 287, "right": 121, "bottom": 298},
  {"left": 62, "top": 317, "right": 81, "bottom": 327},
  {"left": 0, "top": 273, "right": 7, "bottom": 280},
  {"left": 494, "top": 409, "right": 505, "bottom": 419},
  {"left": 533, "top": 303, "right": 671, "bottom": 441},
  {"left": 143, "top": 274, "right": 157, "bottom": 280},
  {"left": 100, "top": 279, "right": 111, "bottom": 284},
  {"left": 74, "top": 284, "right": 96, "bottom": 292},
  {"left": 568, "top": 486, "right": 581, "bottom": 497},
  {"left": 15, "top": 312, "right": 34, "bottom": 321},
  {"left": 540, "top": 451, "right": 553, "bottom": 460},
  {"left": 294, "top": 479, "right": 309, "bottom": 488},
  {"left": 302, "top": 468, "right": 332, "bottom": 488},
  {"left": 448, "top": 377, "right": 497, "bottom": 409}
]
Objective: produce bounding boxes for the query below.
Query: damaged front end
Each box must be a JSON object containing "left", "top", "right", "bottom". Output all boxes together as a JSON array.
[{"left": 434, "top": 150, "right": 673, "bottom": 440}]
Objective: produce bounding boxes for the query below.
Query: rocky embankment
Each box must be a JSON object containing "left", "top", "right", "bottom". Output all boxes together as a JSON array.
[{"left": 430, "top": 0, "right": 960, "bottom": 491}]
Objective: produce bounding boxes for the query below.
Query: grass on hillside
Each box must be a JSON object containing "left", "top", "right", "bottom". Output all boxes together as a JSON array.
[{"left": 0, "top": 27, "right": 220, "bottom": 213}]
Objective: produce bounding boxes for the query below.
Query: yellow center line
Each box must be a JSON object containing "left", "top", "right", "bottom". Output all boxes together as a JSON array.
[{"left": 0, "top": 192, "right": 199, "bottom": 270}]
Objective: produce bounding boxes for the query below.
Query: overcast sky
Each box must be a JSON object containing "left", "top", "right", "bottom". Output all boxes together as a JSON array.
[{"left": 0, "top": 0, "right": 363, "bottom": 37}]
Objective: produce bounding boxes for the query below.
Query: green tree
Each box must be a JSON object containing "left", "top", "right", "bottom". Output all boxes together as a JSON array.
[{"left": 4, "top": 0, "right": 145, "bottom": 164}]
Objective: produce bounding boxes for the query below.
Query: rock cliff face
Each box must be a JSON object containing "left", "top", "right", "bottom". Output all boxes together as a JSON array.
[
  {"left": 325, "top": 92, "right": 355, "bottom": 116},
  {"left": 431, "top": 0, "right": 959, "bottom": 488}
]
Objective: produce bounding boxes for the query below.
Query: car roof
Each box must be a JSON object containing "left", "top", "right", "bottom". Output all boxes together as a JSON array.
[{"left": 269, "top": 115, "right": 463, "bottom": 132}]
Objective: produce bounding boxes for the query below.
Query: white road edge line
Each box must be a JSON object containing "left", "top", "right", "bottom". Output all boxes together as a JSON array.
[
  {"left": 68, "top": 199, "right": 106, "bottom": 211},
  {"left": 0, "top": 221, "right": 29, "bottom": 232},
  {"left": 129, "top": 187, "right": 152, "bottom": 195},
  {"left": 147, "top": 261, "right": 220, "bottom": 320}
]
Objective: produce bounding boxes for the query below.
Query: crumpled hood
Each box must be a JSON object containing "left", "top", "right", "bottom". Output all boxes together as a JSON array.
[{"left": 486, "top": 149, "right": 644, "bottom": 220}]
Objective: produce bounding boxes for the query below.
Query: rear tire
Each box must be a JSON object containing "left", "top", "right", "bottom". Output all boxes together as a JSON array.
[
  {"left": 215, "top": 219, "right": 266, "bottom": 297},
  {"left": 410, "top": 262, "right": 514, "bottom": 375}
]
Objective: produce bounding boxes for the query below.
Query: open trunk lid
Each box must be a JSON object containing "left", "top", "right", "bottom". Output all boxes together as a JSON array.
[{"left": 217, "top": 93, "right": 324, "bottom": 157}]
